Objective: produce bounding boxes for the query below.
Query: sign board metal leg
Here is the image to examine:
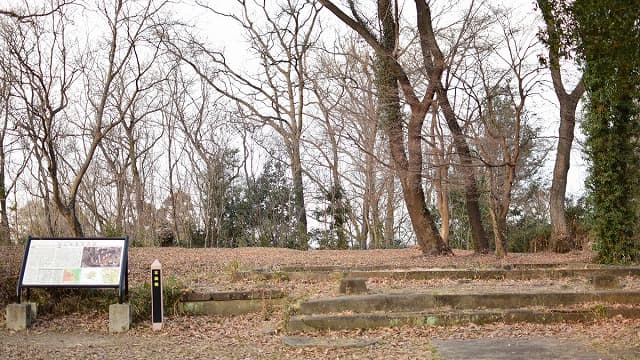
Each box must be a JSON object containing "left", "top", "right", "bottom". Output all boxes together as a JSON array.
[{"left": 151, "top": 259, "right": 163, "bottom": 331}]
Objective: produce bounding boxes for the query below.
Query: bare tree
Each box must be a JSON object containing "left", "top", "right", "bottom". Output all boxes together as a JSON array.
[
  {"left": 167, "top": 68, "right": 241, "bottom": 248},
  {"left": 94, "top": 27, "right": 167, "bottom": 243},
  {"left": 312, "top": 36, "right": 397, "bottom": 249},
  {"left": 0, "top": 80, "right": 12, "bottom": 244},
  {"left": 165, "top": 0, "right": 321, "bottom": 249},
  {"left": 0, "top": 0, "right": 76, "bottom": 22},
  {"left": 160, "top": 78, "right": 189, "bottom": 247},
  {"left": 8, "top": 0, "right": 168, "bottom": 236},
  {"left": 307, "top": 62, "right": 351, "bottom": 249},
  {"left": 464, "top": 10, "right": 545, "bottom": 256},
  {"left": 319, "top": 0, "right": 503, "bottom": 254},
  {"left": 0, "top": 51, "right": 31, "bottom": 244},
  {"left": 6, "top": 7, "right": 83, "bottom": 235},
  {"left": 537, "top": 0, "right": 585, "bottom": 253},
  {"left": 340, "top": 46, "right": 387, "bottom": 249},
  {"left": 424, "top": 103, "right": 455, "bottom": 244}
]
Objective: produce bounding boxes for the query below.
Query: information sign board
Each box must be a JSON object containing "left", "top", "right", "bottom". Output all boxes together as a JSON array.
[{"left": 17, "top": 237, "right": 129, "bottom": 303}]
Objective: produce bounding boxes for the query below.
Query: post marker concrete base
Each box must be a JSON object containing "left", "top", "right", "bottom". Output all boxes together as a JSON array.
[
  {"left": 109, "top": 303, "right": 131, "bottom": 333},
  {"left": 6, "top": 303, "right": 32, "bottom": 330}
]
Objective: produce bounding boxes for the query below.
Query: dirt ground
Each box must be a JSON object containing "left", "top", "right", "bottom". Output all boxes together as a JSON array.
[{"left": 2, "top": 246, "right": 640, "bottom": 359}]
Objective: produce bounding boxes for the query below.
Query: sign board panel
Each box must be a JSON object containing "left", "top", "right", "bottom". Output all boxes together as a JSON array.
[{"left": 17, "top": 237, "right": 129, "bottom": 303}]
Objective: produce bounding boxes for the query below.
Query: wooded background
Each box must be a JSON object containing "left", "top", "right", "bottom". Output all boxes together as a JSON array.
[{"left": 0, "top": 0, "right": 637, "bottom": 262}]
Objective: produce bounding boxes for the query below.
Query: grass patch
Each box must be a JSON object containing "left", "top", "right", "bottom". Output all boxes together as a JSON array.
[{"left": 592, "top": 304, "right": 607, "bottom": 317}]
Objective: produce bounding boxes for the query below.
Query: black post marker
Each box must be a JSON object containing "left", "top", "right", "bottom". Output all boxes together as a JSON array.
[{"left": 151, "top": 260, "right": 163, "bottom": 331}]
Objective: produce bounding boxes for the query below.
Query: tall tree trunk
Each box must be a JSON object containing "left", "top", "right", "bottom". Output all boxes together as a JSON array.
[
  {"left": 488, "top": 164, "right": 516, "bottom": 257},
  {"left": 488, "top": 205, "right": 508, "bottom": 257},
  {"left": 361, "top": 196, "right": 370, "bottom": 249},
  {"left": 166, "top": 122, "right": 180, "bottom": 247},
  {"left": 62, "top": 205, "right": 84, "bottom": 238},
  {"left": 549, "top": 96, "right": 582, "bottom": 252},
  {"left": 125, "top": 123, "right": 149, "bottom": 245},
  {"left": 361, "top": 114, "right": 378, "bottom": 250},
  {"left": 436, "top": 166, "right": 450, "bottom": 244},
  {"left": 383, "top": 166, "right": 395, "bottom": 248},
  {"left": 387, "top": 101, "right": 449, "bottom": 254},
  {"left": 290, "top": 142, "right": 308, "bottom": 249},
  {"left": 0, "top": 96, "right": 10, "bottom": 245},
  {"left": 371, "top": 195, "right": 383, "bottom": 248},
  {"left": 35, "top": 155, "right": 56, "bottom": 236},
  {"left": 0, "top": 144, "right": 10, "bottom": 245},
  {"left": 437, "top": 88, "right": 490, "bottom": 253},
  {"left": 377, "top": 55, "right": 449, "bottom": 253},
  {"left": 537, "top": 0, "right": 586, "bottom": 253},
  {"left": 428, "top": 105, "right": 451, "bottom": 244}
]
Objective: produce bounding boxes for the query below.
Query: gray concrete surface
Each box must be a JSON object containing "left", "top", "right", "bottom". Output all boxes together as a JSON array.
[
  {"left": 431, "top": 337, "right": 605, "bottom": 360},
  {"left": 6, "top": 303, "right": 32, "bottom": 330},
  {"left": 108, "top": 303, "right": 131, "bottom": 333}
]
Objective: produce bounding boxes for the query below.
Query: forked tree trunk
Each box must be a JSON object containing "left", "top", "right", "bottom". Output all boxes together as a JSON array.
[
  {"left": 549, "top": 99, "right": 582, "bottom": 252},
  {"left": 387, "top": 105, "right": 451, "bottom": 254},
  {"left": 537, "top": 0, "right": 586, "bottom": 253},
  {"left": 319, "top": 0, "right": 457, "bottom": 255},
  {"left": 415, "top": 0, "right": 490, "bottom": 253},
  {"left": 60, "top": 204, "right": 84, "bottom": 238},
  {"left": 376, "top": 8, "right": 450, "bottom": 254}
]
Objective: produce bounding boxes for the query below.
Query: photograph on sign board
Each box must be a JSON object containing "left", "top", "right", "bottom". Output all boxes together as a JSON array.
[{"left": 81, "top": 247, "right": 122, "bottom": 267}]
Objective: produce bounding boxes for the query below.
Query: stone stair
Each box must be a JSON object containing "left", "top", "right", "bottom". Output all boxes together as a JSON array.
[
  {"left": 286, "top": 266, "right": 640, "bottom": 333},
  {"left": 242, "top": 266, "right": 640, "bottom": 281},
  {"left": 179, "top": 288, "right": 285, "bottom": 316}
]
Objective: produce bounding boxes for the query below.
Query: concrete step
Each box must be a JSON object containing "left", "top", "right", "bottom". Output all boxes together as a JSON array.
[
  {"left": 182, "top": 288, "right": 285, "bottom": 302},
  {"left": 179, "top": 288, "right": 286, "bottom": 316},
  {"left": 287, "top": 305, "right": 640, "bottom": 332},
  {"left": 242, "top": 266, "right": 640, "bottom": 282},
  {"left": 298, "top": 290, "right": 640, "bottom": 315},
  {"left": 273, "top": 263, "right": 608, "bottom": 272}
]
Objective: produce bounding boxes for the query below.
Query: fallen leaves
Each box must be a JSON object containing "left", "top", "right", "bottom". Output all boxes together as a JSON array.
[{"left": 1, "top": 245, "right": 638, "bottom": 359}]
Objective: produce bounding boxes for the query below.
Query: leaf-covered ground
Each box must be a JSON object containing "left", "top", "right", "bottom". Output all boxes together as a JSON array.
[{"left": 1, "top": 246, "right": 639, "bottom": 359}]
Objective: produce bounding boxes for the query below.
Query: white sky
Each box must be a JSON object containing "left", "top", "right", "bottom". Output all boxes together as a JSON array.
[
  {"left": 1, "top": 0, "right": 588, "bottom": 198},
  {"left": 174, "top": 0, "right": 589, "bottom": 197}
]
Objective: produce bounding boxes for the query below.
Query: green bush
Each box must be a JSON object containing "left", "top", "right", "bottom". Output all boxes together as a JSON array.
[
  {"left": 565, "top": 196, "right": 593, "bottom": 250},
  {"left": 577, "top": 0, "right": 640, "bottom": 264},
  {"left": 129, "top": 275, "right": 185, "bottom": 324},
  {"left": 507, "top": 218, "right": 551, "bottom": 253}
]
